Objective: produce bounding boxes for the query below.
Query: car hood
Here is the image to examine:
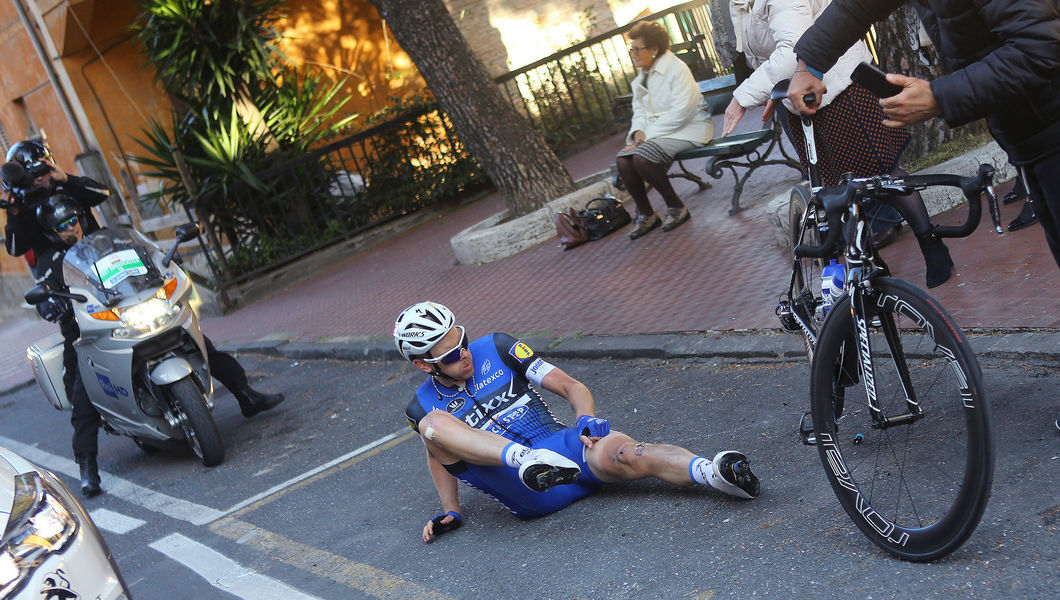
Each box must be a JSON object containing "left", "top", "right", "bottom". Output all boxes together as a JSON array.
[{"left": 0, "top": 446, "right": 39, "bottom": 534}]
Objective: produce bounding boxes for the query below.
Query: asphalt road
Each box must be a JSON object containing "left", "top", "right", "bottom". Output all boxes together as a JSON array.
[{"left": 0, "top": 350, "right": 1056, "bottom": 600}]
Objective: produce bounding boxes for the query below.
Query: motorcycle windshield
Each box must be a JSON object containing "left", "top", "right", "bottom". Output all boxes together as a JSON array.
[{"left": 62, "top": 228, "right": 164, "bottom": 303}]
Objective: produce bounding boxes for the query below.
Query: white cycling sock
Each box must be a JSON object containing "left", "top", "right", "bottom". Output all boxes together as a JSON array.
[
  {"left": 688, "top": 456, "right": 712, "bottom": 486},
  {"left": 502, "top": 442, "right": 533, "bottom": 467}
]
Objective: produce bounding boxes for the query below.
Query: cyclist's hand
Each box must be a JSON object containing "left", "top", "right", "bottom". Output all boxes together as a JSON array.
[
  {"left": 576, "top": 415, "right": 610, "bottom": 448},
  {"left": 878, "top": 73, "right": 941, "bottom": 128},
  {"left": 721, "top": 97, "right": 745, "bottom": 137},
  {"left": 788, "top": 63, "right": 825, "bottom": 115},
  {"left": 423, "top": 511, "right": 462, "bottom": 543}
]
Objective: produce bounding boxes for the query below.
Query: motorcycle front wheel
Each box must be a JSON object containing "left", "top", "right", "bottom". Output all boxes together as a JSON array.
[{"left": 165, "top": 378, "right": 225, "bottom": 466}]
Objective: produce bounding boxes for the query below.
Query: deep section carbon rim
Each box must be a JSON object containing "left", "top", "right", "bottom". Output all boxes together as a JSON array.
[{"left": 810, "top": 277, "right": 993, "bottom": 561}]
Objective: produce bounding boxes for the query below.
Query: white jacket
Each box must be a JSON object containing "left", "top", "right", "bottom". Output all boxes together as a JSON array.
[
  {"left": 728, "top": 0, "right": 873, "bottom": 111},
  {"left": 628, "top": 50, "right": 714, "bottom": 145}
]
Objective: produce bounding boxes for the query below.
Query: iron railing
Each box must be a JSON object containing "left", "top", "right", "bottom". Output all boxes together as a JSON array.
[
  {"left": 194, "top": 102, "right": 485, "bottom": 287},
  {"left": 495, "top": 0, "right": 726, "bottom": 153}
]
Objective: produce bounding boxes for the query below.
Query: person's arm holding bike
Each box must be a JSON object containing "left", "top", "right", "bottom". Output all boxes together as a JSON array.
[{"left": 789, "top": 0, "right": 1060, "bottom": 127}]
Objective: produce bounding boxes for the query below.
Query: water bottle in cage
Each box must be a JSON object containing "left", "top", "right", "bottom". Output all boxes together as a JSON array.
[{"left": 820, "top": 259, "right": 846, "bottom": 314}]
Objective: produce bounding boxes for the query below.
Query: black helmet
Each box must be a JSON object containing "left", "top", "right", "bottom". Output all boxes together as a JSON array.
[
  {"left": 36, "top": 194, "right": 82, "bottom": 245},
  {"left": 6, "top": 141, "right": 53, "bottom": 180}
]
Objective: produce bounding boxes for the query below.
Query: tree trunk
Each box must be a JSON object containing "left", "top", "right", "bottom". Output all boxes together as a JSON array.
[
  {"left": 368, "top": 0, "right": 576, "bottom": 217},
  {"left": 871, "top": 6, "right": 988, "bottom": 164}
]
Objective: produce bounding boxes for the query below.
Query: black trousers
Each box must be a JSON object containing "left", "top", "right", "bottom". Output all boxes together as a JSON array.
[
  {"left": 1020, "top": 151, "right": 1060, "bottom": 269},
  {"left": 65, "top": 328, "right": 248, "bottom": 457}
]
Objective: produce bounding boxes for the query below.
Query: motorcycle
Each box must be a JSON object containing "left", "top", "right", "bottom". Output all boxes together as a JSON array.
[{"left": 24, "top": 224, "right": 225, "bottom": 466}]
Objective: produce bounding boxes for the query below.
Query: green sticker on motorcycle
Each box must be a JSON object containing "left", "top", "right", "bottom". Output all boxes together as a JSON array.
[{"left": 95, "top": 249, "right": 147, "bottom": 289}]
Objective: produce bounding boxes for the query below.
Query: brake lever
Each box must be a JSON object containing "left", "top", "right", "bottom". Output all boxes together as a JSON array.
[{"left": 985, "top": 183, "right": 1003, "bottom": 234}]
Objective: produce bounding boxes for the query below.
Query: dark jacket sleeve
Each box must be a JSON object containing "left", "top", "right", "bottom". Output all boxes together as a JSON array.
[
  {"left": 928, "top": 0, "right": 1060, "bottom": 127},
  {"left": 63, "top": 174, "right": 110, "bottom": 208},
  {"left": 793, "top": 0, "right": 904, "bottom": 73},
  {"left": 4, "top": 207, "right": 43, "bottom": 256}
]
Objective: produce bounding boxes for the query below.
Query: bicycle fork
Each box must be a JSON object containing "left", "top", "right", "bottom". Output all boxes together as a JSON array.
[{"left": 849, "top": 284, "right": 924, "bottom": 430}]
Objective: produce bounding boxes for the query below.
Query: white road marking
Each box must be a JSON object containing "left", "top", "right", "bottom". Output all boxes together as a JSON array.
[
  {"left": 89, "top": 507, "right": 145, "bottom": 534},
  {"left": 150, "top": 533, "right": 325, "bottom": 600},
  {"left": 218, "top": 427, "right": 410, "bottom": 517},
  {"left": 0, "top": 429, "right": 411, "bottom": 525}
]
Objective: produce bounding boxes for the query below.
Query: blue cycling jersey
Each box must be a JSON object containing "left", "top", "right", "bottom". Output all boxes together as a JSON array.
[{"left": 405, "top": 333, "right": 600, "bottom": 518}]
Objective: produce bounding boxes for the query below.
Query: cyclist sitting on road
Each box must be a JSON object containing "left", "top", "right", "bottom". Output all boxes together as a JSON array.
[{"left": 394, "top": 301, "right": 760, "bottom": 543}]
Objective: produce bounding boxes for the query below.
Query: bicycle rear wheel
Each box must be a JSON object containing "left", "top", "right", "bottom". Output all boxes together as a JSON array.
[
  {"left": 788, "top": 183, "right": 826, "bottom": 337},
  {"left": 810, "top": 277, "right": 993, "bottom": 561}
]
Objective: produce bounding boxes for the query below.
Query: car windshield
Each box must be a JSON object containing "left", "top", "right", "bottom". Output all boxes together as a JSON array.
[{"left": 62, "top": 228, "right": 164, "bottom": 304}]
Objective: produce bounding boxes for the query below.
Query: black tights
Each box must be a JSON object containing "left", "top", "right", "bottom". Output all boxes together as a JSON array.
[
  {"left": 878, "top": 168, "right": 932, "bottom": 238},
  {"left": 615, "top": 154, "right": 685, "bottom": 216}
]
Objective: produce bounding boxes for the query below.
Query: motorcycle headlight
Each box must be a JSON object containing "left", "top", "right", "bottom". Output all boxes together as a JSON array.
[
  {"left": 0, "top": 473, "right": 78, "bottom": 598},
  {"left": 111, "top": 297, "right": 181, "bottom": 339}
]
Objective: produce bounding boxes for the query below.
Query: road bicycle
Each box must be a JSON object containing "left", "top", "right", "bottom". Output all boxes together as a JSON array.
[{"left": 771, "top": 81, "right": 1000, "bottom": 562}]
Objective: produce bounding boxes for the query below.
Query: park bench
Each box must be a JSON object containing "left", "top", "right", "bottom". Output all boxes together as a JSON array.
[{"left": 614, "top": 74, "right": 803, "bottom": 215}]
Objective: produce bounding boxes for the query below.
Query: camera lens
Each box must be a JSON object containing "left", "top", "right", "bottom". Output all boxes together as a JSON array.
[{"left": 26, "top": 162, "right": 50, "bottom": 179}]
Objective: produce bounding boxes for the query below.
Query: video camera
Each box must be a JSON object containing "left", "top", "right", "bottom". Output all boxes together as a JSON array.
[{"left": 0, "top": 160, "right": 50, "bottom": 210}]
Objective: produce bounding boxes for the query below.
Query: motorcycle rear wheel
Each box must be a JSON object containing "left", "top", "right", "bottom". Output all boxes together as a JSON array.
[{"left": 165, "top": 378, "right": 225, "bottom": 466}]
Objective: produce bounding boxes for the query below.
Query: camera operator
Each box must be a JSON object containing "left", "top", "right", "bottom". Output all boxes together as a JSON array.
[{"left": 2, "top": 140, "right": 109, "bottom": 275}]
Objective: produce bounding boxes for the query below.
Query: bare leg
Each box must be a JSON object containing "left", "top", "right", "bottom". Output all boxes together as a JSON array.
[
  {"left": 584, "top": 431, "right": 696, "bottom": 484},
  {"left": 417, "top": 410, "right": 509, "bottom": 466}
]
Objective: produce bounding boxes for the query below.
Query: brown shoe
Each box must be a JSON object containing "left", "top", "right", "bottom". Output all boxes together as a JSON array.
[
  {"left": 661, "top": 206, "right": 690, "bottom": 231},
  {"left": 628, "top": 212, "right": 661, "bottom": 239}
]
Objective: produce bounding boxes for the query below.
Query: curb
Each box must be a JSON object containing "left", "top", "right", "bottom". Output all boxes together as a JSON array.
[
  {"left": 5, "top": 329, "right": 1056, "bottom": 397},
  {"left": 216, "top": 328, "right": 1060, "bottom": 365}
]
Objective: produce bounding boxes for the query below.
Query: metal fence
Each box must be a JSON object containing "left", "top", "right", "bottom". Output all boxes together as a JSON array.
[
  {"left": 496, "top": 0, "right": 726, "bottom": 153},
  {"left": 194, "top": 102, "right": 485, "bottom": 287}
]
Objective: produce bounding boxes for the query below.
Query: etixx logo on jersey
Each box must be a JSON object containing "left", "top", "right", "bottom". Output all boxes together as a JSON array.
[{"left": 509, "top": 341, "right": 534, "bottom": 362}]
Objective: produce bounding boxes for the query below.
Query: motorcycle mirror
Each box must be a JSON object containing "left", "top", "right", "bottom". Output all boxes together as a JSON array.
[
  {"left": 24, "top": 283, "right": 51, "bottom": 305},
  {"left": 175, "top": 223, "right": 200, "bottom": 243}
]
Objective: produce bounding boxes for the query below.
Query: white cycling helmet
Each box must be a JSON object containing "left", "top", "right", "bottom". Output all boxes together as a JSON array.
[{"left": 394, "top": 301, "right": 456, "bottom": 361}]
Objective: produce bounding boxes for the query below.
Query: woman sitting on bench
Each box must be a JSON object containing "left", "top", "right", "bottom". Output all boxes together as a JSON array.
[{"left": 617, "top": 21, "right": 713, "bottom": 240}]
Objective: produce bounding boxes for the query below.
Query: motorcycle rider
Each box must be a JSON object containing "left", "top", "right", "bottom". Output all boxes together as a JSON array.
[
  {"left": 2, "top": 140, "right": 109, "bottom": 275},
  {"left": 35, "top": 194, "right": 286, "bottom": 496}
]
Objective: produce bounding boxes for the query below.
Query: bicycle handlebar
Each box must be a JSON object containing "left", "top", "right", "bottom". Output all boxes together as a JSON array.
[{"left": 794, "top": 163, "right": 998, "bottom": 259}]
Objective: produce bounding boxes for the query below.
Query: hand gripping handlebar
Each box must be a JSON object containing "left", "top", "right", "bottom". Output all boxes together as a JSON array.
[{"left": 794, "top": 164, "right": 997, "bottom": 259}]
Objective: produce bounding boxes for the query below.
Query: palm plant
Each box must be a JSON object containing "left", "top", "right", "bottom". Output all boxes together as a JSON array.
[
  {"left": 132, "top": 0, "right": 286, "bottom": 112},
  {"left": 128, "top": 0, "right": 358, "bottom": 277}
]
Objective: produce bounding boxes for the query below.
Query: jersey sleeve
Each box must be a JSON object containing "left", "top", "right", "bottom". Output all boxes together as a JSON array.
[
  {"left": 493, "top": 333, "right": 556, "bottom": 388},
  {"left": 404, "top": 396, "right": 427, "bottom": 432}
]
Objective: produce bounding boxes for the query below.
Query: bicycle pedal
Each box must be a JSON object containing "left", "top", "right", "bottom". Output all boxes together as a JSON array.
[
  {"left": 799, "top": 411, "right": 816, "bottom": 445},
  {"left": 776, "top": 301, "right": 799, "bottom": 332}
]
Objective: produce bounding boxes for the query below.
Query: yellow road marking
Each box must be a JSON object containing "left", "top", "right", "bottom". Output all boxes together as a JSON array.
[{"left": 210, "top": 517, "right": 454, "bottom": 600}]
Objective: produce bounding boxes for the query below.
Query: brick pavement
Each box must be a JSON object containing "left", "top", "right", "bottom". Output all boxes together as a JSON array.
[{"left": 2, "top": 112, "right": 1058, "bottom": 393}]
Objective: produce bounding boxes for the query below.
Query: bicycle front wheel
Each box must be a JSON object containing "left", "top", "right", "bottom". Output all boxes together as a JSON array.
[{"left": 810, "top": 277, "right": 993, "bottom": 561}]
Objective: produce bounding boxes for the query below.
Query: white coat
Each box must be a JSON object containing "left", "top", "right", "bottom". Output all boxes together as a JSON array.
[
  {"left": 728, "top": 0, "right": 873, "bottom": 111},
  {"left": 627, "top": 50, "right": 714, "bottom": 145}
]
